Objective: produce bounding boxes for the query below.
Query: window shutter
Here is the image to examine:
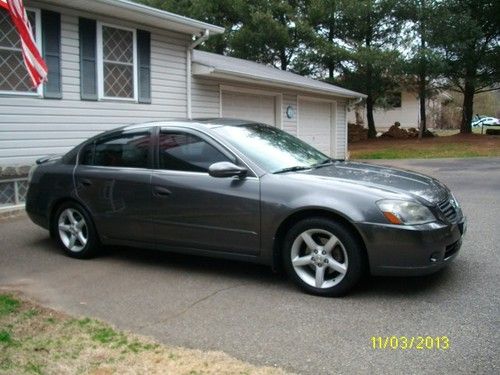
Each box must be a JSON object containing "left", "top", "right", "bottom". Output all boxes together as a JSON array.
[
  {"left": 137, "top": 29, "right": 151, "bottom": 104},
  {"left": 41, "top": 10, "right": 61, "bottom": 99},
  {"left": 79, "top": 18, "right": 97, "bottom": 100}
]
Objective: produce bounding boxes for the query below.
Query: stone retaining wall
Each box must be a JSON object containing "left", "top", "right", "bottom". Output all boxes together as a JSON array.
[{"left": 0, "top": 165, "right": 31, "bottom": 180}]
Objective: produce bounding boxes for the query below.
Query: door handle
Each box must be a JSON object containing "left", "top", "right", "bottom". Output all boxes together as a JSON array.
[
  {"left": 80, "top": 178, "right": 92, "bottom": 187},
  {"left": 153, "top": 186, "right": 171, "bottom": 197}
]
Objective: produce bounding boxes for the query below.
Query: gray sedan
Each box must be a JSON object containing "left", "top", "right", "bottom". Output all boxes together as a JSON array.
[{"left": 26, "top": 119, "right": 466, "bottom": 296}]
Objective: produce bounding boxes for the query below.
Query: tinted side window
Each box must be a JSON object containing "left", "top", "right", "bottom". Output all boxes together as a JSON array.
[
  {"left": 92, "top": 131, "right": 151, "bottom": 168},
  {"left": 159, "top": 132, "right": 231, "bottom": 172}
]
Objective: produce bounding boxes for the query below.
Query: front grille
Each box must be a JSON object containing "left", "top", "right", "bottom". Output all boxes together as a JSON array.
[
  {"left": 437, "top": 198, "right": 458, "bottom": 223},
  {"left": 445, "top": 240, "right": 461, "bottom": 259}
]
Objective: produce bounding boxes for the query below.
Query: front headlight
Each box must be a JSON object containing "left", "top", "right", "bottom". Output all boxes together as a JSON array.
[
  {"left": 449, "top": 193, "right": 463, "bottom": 217},
  {"left": 377, "top": 199, "right": 436, "bottom": 225}
]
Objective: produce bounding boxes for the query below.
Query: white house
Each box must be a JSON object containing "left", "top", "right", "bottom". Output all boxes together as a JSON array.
[
  {"left": 347, "top": 89, "right": 445, "bottom": 129},
  {"left": 0, "top": 0, "right": 364, "bottom": 205}
]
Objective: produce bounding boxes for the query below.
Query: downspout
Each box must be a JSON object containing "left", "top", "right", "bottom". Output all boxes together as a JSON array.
[{"left": 187, "top": 29, "right": 210, "bottom": 119}]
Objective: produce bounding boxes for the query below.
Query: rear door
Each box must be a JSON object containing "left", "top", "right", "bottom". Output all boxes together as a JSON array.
[
  {"left": 75, "top": 128, "right": 154, "bottom": 244},
  {"left": 151, "top": 128, "right": 261, "bottom": 255}
]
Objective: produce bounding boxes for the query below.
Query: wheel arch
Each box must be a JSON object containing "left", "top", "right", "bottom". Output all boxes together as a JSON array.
[
  {"left": 272, "top": 208, "right": 369, "bottom": 273},
  {"left": 49, "top": 197, "right": 98, "bottom": 240}
]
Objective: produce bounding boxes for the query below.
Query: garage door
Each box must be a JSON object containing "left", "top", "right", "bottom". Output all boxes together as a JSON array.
[
  {"left": 298, "top": 99, "right": 333, "bottom": 155},
  {"left": 221, "top": 91, "right": 276, "bottom": 126}
]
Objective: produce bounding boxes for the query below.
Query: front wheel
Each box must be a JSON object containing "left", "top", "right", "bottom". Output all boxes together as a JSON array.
[
  {"left": 282, "top": 218, "right": 364, "bottom": 297},
  {"left": 52, "top": 202, "right": 99, "bottom": 259}
]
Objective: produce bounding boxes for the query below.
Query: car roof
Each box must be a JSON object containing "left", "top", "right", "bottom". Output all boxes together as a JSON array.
[{"left": 120, "top": 118, "right": 259, "bottom": 132}]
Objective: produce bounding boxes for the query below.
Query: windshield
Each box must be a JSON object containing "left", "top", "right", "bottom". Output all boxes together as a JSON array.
[{"left": 213, "top": 123, "right": 330, "bottom": 173}]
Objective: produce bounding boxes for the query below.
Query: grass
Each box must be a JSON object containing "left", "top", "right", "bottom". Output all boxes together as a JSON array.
[
  {"left": 0, "top": 292, "right": 288, "bottom": 375},
  {"left": 0, "top": 295, "right": 20, "bottom": 316},
  {"left": 349, "top": 132, "right": 500, "bottom": 159}
]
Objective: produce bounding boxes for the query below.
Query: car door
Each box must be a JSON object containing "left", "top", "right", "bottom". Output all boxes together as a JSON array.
[
  {"left": 75, "top": 128, "right": 154, "bottom": 244},
  {"left": 151, "top": 128, "right": 261, "bottom": 255}
]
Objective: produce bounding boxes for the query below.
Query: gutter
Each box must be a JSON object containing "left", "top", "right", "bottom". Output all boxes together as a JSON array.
[
  {"left": 348, "top": 96, "right": 364, "bottom": 106},
  {"left": 42, "top": 0, "right": 225, "bottom": 35},
  {"left": 187, "top": 29, "right": 210, "bottom": 119}
]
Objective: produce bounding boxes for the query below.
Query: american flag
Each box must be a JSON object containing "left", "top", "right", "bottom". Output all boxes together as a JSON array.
[{"left": 1, "top": 0, "right": 48, "bottom": 88}]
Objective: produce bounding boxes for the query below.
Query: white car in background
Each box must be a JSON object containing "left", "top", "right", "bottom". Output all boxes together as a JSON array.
[{"left": 471, "top": 116, "right": 500, "bottom": 127}]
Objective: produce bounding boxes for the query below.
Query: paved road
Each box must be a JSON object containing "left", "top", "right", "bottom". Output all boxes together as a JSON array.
[{"left": 1, "top": 158, "right": 499, "bottom": 374}]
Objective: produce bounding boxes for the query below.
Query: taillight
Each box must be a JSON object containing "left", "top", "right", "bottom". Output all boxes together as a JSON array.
[{"left": 27, "top": 164, "right": 38, "bottom": 184}]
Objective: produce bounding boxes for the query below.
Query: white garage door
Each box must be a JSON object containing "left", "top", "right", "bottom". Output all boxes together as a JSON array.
[
  {"left": 298, "top": 99, "right": 333, "bottom": 155},
  {"left": 221, "top": 91, "right": 276, "bottom": 126}
]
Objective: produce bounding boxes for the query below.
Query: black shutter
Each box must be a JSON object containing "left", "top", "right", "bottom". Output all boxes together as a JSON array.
[
  {"left": 137, "top": 29, "right": 151, "bottom": 104},
  {"left": 41, "top": 10, "right": 61, "bottom": 99},
  {"left": 79, "top": 18, "right": 97, "bottom": 100}
]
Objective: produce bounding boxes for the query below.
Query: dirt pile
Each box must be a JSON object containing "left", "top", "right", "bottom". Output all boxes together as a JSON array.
[
  {"left": 381, "top": 122, "right": 435, "bottom": 139},
  {"left": 348, "top": 123, "right": 369, "bottom": 142}
]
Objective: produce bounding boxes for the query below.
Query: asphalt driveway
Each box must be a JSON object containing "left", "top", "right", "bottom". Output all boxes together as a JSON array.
[{"left": 1, "top": 158, "right": 499, "bottom": 374}]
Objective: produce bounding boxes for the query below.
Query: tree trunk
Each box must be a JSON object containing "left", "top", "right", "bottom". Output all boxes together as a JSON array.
[
  {"left": 366, "top": 64, "right": 376, "bottom": 138},
  {"left": 418, "top": 66, "right": 427, "bottom": 138},
  {"left": 366, "top": 95, "right": 376, "bottom": 138},
  {"left": 328, "top": 25, "right": 334, "bottom": 79},
  {"left": 365, "top": 10, "right": 376, "bottom": 138},
  {"left": 461, "top": 78, "right": 474, "bottom": 134},
  {"left": 418, "top": 89, "right": 426, "bottom": 138},
  {"left": 418, "top": 0, "right": 427, "bottom": 139},
  {"left": 214, "top": 37, "right": 225, "bottom": 55},
  {"left": 280, "top": 49, "right": 288, "bottom": 71}
]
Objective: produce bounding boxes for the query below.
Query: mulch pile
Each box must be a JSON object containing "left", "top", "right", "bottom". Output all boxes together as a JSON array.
[
  {"left": 380, "top": 122, "right": 435, "bottom": 139},
  {"left": 348, "top": 123, "right": 369, "bottom": 142}
]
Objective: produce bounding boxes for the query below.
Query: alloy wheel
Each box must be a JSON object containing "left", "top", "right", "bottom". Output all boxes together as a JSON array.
[
  {"left": 57, "top": 208, "right": 88, "bottom": 252},
  {"left": 290, "top": 228, "right": 348, "bottom": 289}
]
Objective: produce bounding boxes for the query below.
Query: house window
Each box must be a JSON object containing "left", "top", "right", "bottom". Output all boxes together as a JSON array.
[
  {"left": 98, "top": 23, "right": 137, "bottom": 100},
  {"left": 386, "top": 91, "right": 402, "bottom": 108},
  {"left": 0, "top": 8, "right": 41, "bottom": 95}
]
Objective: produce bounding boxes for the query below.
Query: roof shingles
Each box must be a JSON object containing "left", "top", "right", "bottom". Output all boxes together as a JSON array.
[{"left": 192, "top": 50, "right": 366, "bottom": 99}]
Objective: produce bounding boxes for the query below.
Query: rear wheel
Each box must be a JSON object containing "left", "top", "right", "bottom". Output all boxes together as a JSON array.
[
  {"left": 282, "top": 217, "right": 364, "bottom": 297},
  {"left": 52, "top": 202, "right": 99, "bottom": 259}
]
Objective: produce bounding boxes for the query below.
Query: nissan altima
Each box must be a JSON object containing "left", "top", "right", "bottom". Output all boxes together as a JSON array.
[{"left": 26, "top": 119, "right": 466, "bottom": 296}]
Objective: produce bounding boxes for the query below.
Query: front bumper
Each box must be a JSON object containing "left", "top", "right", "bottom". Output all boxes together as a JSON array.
[{"left": 357, "top": 218, "right": 466, "bottom": 276}]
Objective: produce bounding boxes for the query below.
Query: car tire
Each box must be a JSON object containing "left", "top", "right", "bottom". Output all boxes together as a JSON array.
[
  {"left": 52, "top": 202, "right": 99, "bottom": 259},
  {"left": 282, "top": 217, "right": 364, "bottom": 297}
]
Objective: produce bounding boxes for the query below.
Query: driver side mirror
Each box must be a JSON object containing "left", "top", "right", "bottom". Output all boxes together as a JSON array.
[{"left": 208, "top": 162, "right": 248, "bottom": 178}]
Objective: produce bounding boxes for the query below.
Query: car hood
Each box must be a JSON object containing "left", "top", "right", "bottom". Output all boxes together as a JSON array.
[{"left": 298, "top": 161, "right": 449, "bottom": 204}]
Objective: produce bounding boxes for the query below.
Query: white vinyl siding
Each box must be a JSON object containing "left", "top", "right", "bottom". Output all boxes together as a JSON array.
[
  {"left": 0, "top": 7, "right": 190, "bottom": 166},
  {"left": 347, "top": 90, "right": 420, "bottom": 129},
  {"left": 335, "top": 101, "right": 347, "bottom": 159},
  {"left": 191, "top": 76, "right": 220, "bottom": 118}
]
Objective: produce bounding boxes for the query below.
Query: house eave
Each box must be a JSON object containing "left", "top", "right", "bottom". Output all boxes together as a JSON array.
[
  {"left": 36, "top": 0, "right": 225, "bottom": 35},
  {"left": 192, "top": 63, "right": 367, "bottom": 99}
]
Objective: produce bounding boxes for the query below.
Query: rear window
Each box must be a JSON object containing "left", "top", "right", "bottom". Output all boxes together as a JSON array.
[{"left": 80, "top": 130, "right": 151, "bottom": 169}]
